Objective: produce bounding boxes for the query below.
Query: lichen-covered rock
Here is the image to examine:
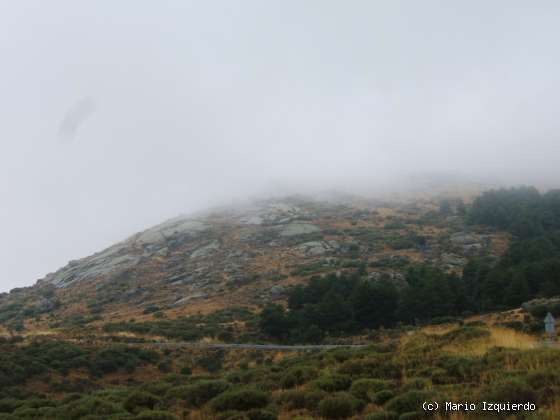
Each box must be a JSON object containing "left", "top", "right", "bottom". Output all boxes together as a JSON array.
[
  {"left": 294, "top": 240, "right": 339, "bottom": 256},
  {"left": 450, "top": 232, "right": 479, "bottom": 245},
  {"left": 442, "top": 253, "right": 467, "bottom": 267},
  {"left": 191, "top": 240, "right": 220, "bottom": 259},
  {"left": 172, "top": 293, "right": 208, "bottom": 306},
  {"left": 280, "top": 223, "right": 321, "bottom": 237}
]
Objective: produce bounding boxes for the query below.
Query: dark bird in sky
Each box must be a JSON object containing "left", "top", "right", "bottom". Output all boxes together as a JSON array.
[{"left": 58, "top": 97, "right": 96, "bottom": 143}]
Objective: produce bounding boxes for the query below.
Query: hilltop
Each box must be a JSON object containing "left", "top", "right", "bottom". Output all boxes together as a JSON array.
[
  {"left": 1, "top": 191, "right": 506, "bottom": 334},
  {"left": 1, "top": 187, "right": 560, "bottom": 419}
]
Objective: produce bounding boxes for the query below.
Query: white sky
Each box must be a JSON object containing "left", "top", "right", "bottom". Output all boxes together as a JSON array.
[{"left": 2, "top": 1, "right": 560, "bottom": 291}]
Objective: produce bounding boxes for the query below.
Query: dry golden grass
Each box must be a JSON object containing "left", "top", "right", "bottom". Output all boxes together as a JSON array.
[
  {"left": 443, "top": 327, "right": 538, "bottom": 356},
  {"left": 421, "top": 324, "right": 458, "bottom": 336},
  {"left": 537, "top": 399, "right": 560, "bottom": 419},
  {"left": 435, "top": 413, "right": 469, "bottom": 420}
]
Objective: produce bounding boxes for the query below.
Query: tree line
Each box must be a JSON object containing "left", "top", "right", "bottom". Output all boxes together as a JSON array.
[{"left": 260, "top": 187, "right": 560, "bottom": 341}]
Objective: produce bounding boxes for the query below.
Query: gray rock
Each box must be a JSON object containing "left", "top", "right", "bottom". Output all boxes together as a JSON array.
[
  {"left": 40, "top": 215, "right": 209, "bottom": 288},
  {"left": 172, "top": 293, "right": 208, "bottom": 306},
  {"left": 240, "top": 215, "right": 264, "bottom": 225},
  {"left": 450, "top": 232, "right": 479, "bottom": 245},
  {"left": 165, "top": 273, "right": 194, "bottom": 285},
  {"left": 154, "top": 247, "right": 169, "bottom": 257},
  {"left": 279, "top": 223, "right": 321, "bottom": 237},
  {"left": 135, "top": 218, "right": 208, "bottom": 244},
  {"left": 446, "top": 215, "right": 464, "bottom": 228},
  {"left": 270, "top": 285, "right": 286, "bottom": 297},
  {"left": 124, "top": 287, "right": 141, "bottom": 296},
  {"left": 42, "top": 248, "right": 142, "bottom": 288},
  {"left": 190, "top": 240, "right": 220, "bottom": 259},
  {"left": 294, "top": 240, "right": 339, "bottom": 256},
  {"left": 442, "top": 253, "right": 467, "bottom": 267},
  {"left": 463, "top": 243, "right": 483, "bottom": 255}
]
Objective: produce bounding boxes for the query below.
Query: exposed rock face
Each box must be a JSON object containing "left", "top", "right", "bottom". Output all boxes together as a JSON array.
[
  {"left": 237, "top": 202, "right": 306, "bottom": 225},
  {"left": 279, "top": 223, "right": 321, "bottom": 237},
  {"left": 450, "top": 232, "right": 479, "bottom": 245},
  {"left": 172, "top": 293, "right": 208, "bottom": 307},
  {"left": 441, "top": 253, "right": 467, "bottom": 267},
  {"left": 40, "top": 216, "right": 209, "bottom": 288},
  {"left": 165, "top": 273, "right": 194, "bottom": 285},
  {"left": 42, "top": 247, "right": 142, "bottom": 288},
  {"left": 463, "top": 243, "right": 483, "bottom": 255},
  {"left": 26, "top": 195, "right": 505, "bottom": 322},
  {"left": 240, "top": 216, "right": 263, "bottom": 225},
  {"left": 294, "top": 240, "right": 340, "bottom": 256},
  {"left": 190, "top": 240, "right": 220, "bottom": 259},
  {"left": 269, "top": 285, "right": 286, "bottom": 298},
  {"left": 135, "top": 218, "right": 208, "bottom": 244}
]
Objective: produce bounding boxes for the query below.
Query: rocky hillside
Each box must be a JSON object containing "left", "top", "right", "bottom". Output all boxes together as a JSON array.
[{"left": 0, "top": 192, "right": 508, "bottom": 334}]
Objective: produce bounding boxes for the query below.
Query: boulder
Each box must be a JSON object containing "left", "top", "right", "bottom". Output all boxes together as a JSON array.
[
  {"left": 294, "top": 240, "right": 339, "bottom": 256},
  {"left": 135, "top": 218, "right": 208, "bottom": 244},
  {"left": 279, "top": 223, "right": 321, "bottom": 237},
  {"left": 172, "top": 293, "right": 208, "bottom": 307},
  {"left": 442, "top": 253, "right": 467, "bottom": 267},
  {"left": 190, "top": 240, "right": 220, "bottom": 259},
  {"left": 269, "top": 285, "right": 286, "bottom": 297},
  {"left": 450, "top": 232, "right": 479, "bottom": 245}
]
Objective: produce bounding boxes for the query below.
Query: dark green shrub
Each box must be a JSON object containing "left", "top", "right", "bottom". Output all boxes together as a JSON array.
[
  {"left": 64, "top": 397, "right": 126, "bottom": 419},
  {"left": 432, "top": 356, "right": 482, "bottom": 384},
  {"left": 223, "top": 415, "right": 250, "bottom": 420},
  {"left": 135, "top": 410, "right": 177, "bottom": 420},
  {"left": 398, "top": 412, "right": 424, "bottom": 420},
  {"left": 91, "top": 346, "right": 159, "bottom": 375},
  {"left": 482, "top": 379, "right": 537, "bottom": 404},
  {"left": 0, "top": 399, "right": 22, "bottom": 413},
  {"left": 180, "top": 367, "right": 192, "bottom": 376},
  {"left": 350, "top": 379, "right": 392, "bottom": 401},
  {"left": 210, "top": 388, "right": 270, "bottom": 412},
  {"left": 142, "top": 381, "right": 173, "bottom": 396},
  {"left": 338, "top": 357, "right": 401, "bottom": 379},
  {"left": 303, "top": 390, "right": 327, "bottom": 411},
  {"left": 123, "top": 391, "right": 161, "bottom": 414},
  {"left": 276, "top": 390, "right": 306, "bottom": 409},
  {"left": 171, "top": 380, "right": 230, "bottom": 407},
  {"left": 526, "top": 369, "right": 560, "bottom": 389},
  {"left": 441, "top": 326, "right": 490, "bottom": 343},
  {"left": 401, "top": 377, "right": 431, "bottom": 391},
  {"left": 385, "top": 391, "right": 434, "bottom": 415},
  {"left": 372, "top": 390, "right": 395, "bottom": 405},
  {"left": 197, "top": 351, "right": 224, "bottom": 373},
  {"left": 157, "top": 360, "right": 172, "bottom": 373},
  {"left": 245, "top": 409, "right": 277, "bottom": 420},
  {"left": 216, "top": 411, "right": 247, "bottom": 420},
  {"left": 310, "top": 374, "right": 351, "bottom": 392},
  {"left": 317, "top": 395, "right": 354, "bottom": 419},
  {"left": 277, "top": 389, "right": 328, "bottom": 411},
  {"left": 11, "top": 407, "right": 43, "bottom": 419},
  {"left": 364, "top": 412, "right": 399, "bottom": 420},
  {"left": 279, "top": 366, "right": 317, "bottom": 388}
]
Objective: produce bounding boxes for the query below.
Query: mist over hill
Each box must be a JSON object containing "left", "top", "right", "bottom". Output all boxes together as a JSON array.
[{"left": 4, "top": 1, "right": 560, "bottom": 291}]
